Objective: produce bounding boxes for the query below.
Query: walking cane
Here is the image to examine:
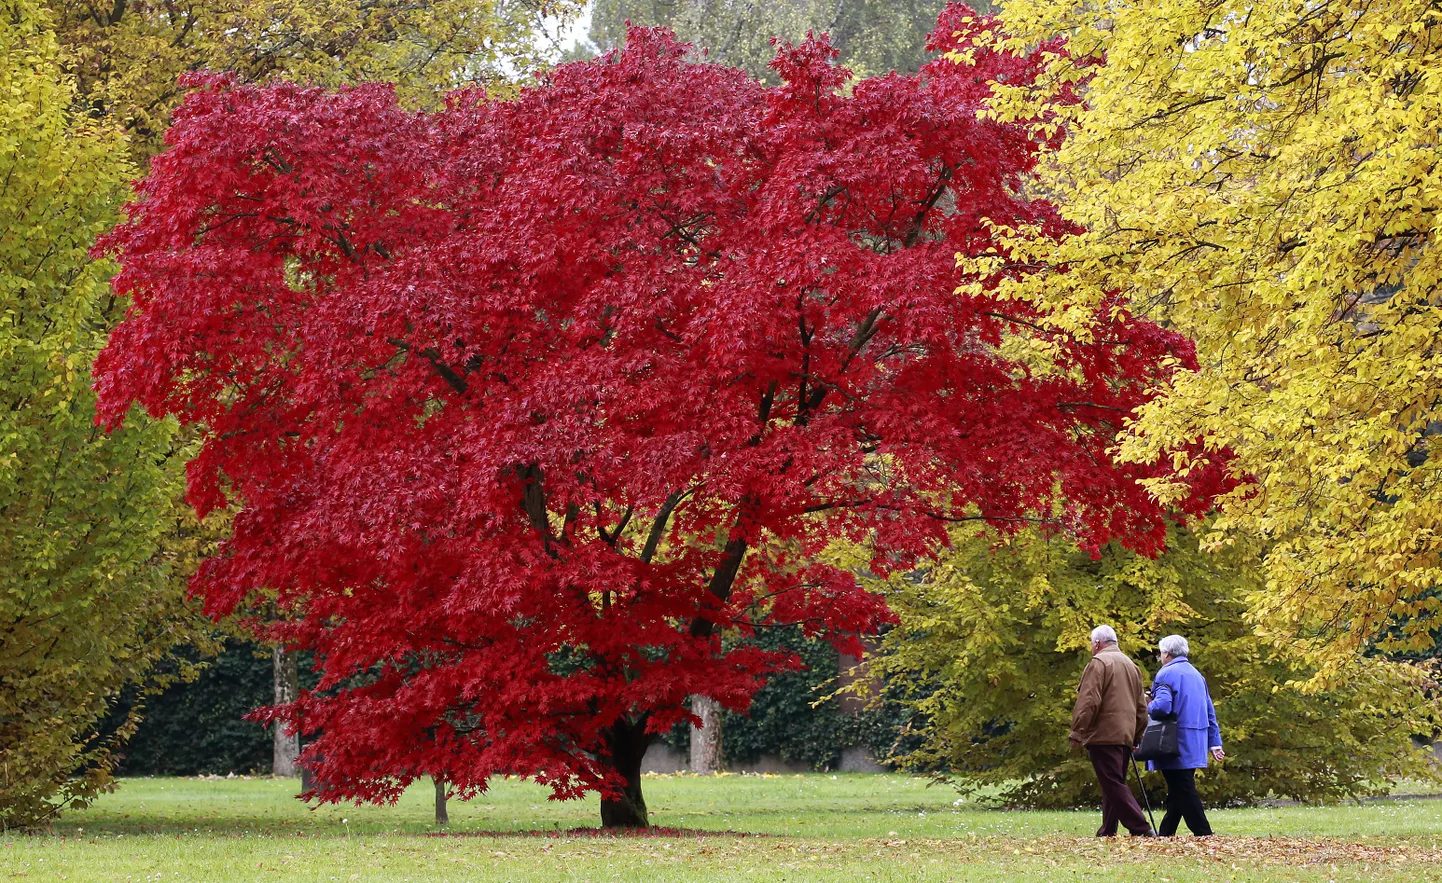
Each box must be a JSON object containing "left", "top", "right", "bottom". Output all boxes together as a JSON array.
[{"left": 1130, "top": 753, "right": 1157, "bottom": 833}]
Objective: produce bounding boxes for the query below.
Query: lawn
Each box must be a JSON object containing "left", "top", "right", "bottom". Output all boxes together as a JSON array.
[{"left": 3, "top": 774, "right": 1440, "bottom": 881}]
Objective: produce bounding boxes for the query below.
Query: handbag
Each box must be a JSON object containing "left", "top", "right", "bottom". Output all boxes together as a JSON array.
[{"left": 1133, "top": 714, "right": 1180, "bottom": 762}]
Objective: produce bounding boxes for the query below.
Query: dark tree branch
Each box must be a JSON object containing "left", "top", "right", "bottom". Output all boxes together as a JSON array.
[
  {"left": 597, "top": 503, "right": 634, "bottom": 546},
  {"left": 902, "top": 165, "right": 953, "bottom": 248},
  {"left": 691, "top": 529, "right": 748, "bottom": 639},
  {"left": 387, "top": 338, "right": 468, "bottom": 394},
  {"left": 517, "top": 464, "right": 554, "bottom": 553},
  {"left": 1055, "top": 401, "right": 1132, "bottom": 414},
  {"left": 803, "top": 497, "right": 873, "bottom": 514},
  {"left": 757, "top": 380, "right": 777, "bottom": 428},
  {"left": 640, "top": 488, "right": 688, "bottom": 565},
  {"left": 798, "top": 307, "right": 882, "bottom": 424}
]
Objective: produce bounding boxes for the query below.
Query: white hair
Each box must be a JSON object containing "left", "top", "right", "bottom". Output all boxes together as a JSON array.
[
  {"left": 1159, "top": 635, "right": 1190, "bottom": 658},
  {"left": 1090, "top": 625, "right": 1118, "bottom": 646}
]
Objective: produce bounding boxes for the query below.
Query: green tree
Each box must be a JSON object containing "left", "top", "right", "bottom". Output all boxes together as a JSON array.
[
  {"left": 586, "top": 0, "right": 984, "bottom": 80},
  {"left": 0, "top": 0, "right": 210, "bottom": 827},
  {"left": 863, "top": 527, "right": 1441, "bottom": 808}
]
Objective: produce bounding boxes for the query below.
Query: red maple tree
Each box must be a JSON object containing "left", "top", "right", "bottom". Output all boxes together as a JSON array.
[{"left": 95, "top": 5, "right": 1225, "bottom": 827}]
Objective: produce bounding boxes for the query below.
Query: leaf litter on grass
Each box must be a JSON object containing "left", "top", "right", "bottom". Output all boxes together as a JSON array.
[
  {"left": 985, "top": 835, "right": 1442, "bottom": 868},
  {"left": 424, "top": 833, "right": 1442, "bottom": 872}
]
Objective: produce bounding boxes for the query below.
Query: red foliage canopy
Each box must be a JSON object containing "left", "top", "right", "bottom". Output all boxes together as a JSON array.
[{"left": 95, "top": 5, "right": 1223, "bottom": 825}]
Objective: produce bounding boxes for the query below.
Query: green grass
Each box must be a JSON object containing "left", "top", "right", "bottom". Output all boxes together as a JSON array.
[{"left": 3, "top": 775, "right": 1441, "bottom": 881}]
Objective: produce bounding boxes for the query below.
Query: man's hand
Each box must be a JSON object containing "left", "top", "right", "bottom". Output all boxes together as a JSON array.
[
  {"left": 1210, "top": 747, "right": 1225, "bottom": 762},
  {"left": 1069, "top": 737, "right": 1083, "bottom": 755}
]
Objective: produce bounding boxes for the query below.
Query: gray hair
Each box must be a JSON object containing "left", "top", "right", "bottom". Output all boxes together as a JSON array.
[
  {"left": 1090, "top": 625, "right": 1118, "bottom": 646},
  {"left": 1159, "top": 634, "right": 1190, "bottom": 658}
]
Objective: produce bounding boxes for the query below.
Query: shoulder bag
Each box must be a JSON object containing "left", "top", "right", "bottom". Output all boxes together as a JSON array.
[{"left": 1133, "top": 683, "right": 1181, "bottom": 762}]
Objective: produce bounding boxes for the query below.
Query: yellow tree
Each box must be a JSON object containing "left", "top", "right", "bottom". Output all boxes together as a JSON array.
[
  {"left": 0, "top": 0, "right": 215, "bottom": 826},
  {"left": 50, "top": 0, "right": 583, "bottom": 149},
  {"left": 960, "top": 1, "right": 1442, "bottom": 667}
]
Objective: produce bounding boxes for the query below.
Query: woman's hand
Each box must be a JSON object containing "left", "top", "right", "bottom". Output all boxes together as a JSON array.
[{"left": 1211, "top": 747, "right": 1225, "bottom": 762}]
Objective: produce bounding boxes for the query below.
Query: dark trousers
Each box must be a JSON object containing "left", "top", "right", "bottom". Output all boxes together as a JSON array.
[
  {"left": 1159, "top": 768, "right": 1212, "bottom": 836},
  {"left": 1086, "top": 745, "right": 1151, "bottom": 836}
]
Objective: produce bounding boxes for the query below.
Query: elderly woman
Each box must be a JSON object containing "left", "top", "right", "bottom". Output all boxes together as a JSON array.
[{"left": 1146, "top": 635, "right": 1224, "bottom": 837}]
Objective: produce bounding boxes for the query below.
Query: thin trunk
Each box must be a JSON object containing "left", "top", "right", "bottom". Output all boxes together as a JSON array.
[
  {"left": 272, "top": 646, "right": 300, "bottom": 777},
  {"left": 433, "top": 776, "right": 449, "bottom": 827},
  {"left": 689, "top": 695, "right": 724, "bottom": 773},
  {"left": 836, "top": 651, "right": 866, "bottom": 715},
  {"left": 598, "top": 718, "right": 651, "bottom": 828}
]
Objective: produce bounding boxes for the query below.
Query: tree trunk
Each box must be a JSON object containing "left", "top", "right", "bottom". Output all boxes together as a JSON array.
[
  {"left": 689, "top": 695, "right": 724, "bottom": 773},
  {"left": 598, "top": 718, "right": 651, "bottom": 828},
  {"left": 433, "top": 776, "right": 449, "bottom": 827},
  {"left": 836, "top": 651, "right": 866, "bottom": 715},
  {"left": 272, "top": 646, "right": 300, "bottom": 777}
]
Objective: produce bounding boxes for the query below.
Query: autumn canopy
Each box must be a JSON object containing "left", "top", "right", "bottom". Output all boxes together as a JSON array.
[{"left": 94, "top": 6, "right": 1225, "bottom": 827}]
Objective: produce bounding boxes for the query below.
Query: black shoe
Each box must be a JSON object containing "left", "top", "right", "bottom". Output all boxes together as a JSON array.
[{"left": 1133, "top": 830, "right": 1158, "bottom": 838}]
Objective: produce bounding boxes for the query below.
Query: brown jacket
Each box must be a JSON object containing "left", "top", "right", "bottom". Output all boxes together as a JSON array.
[{"left": 1069, "top": 646, "right": 1148, "bottom": 746}]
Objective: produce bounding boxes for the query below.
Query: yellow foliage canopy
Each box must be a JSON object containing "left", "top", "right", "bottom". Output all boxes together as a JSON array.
[
  {"left": 963, "top": 1, "right": 1442, "bottom": 667},
  {"left": 0, "top": 0, "right": 212, "bottom": 826},
  {"left": 48, "top": 0, "right": 584, "bottom": 148}
]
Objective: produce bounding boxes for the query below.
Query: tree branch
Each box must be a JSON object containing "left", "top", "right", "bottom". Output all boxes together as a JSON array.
[
  {"left": 517, "top": 464, "right": 554, "bottom": 555},
  {"left": 387, "top": 338, "right": 468, "bottom": 394},
  {"left": 597, "top": 503, "right": 634, "bottom": 546},
  {"left": 692, "top": 529, "right": 748, "bottom": 639},
  {"left": 903, "top": 165, "right": 953, "bottom": 248},
  {"left": 640, "top": 488, "right": 688, "bottom": 564},
  {"left": 797, "top": 307, "right": 882, "bottom": 424}
]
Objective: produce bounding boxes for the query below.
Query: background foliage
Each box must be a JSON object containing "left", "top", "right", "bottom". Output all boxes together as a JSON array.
[
  {"left": 866, "top": 526, "right": 1442, "bottom": 808},
  {"left": 8, "top": 0, "right": 1440, "bottom": 827},
  {"left": 112, "top": 641, "right": 276, "bottom": 777},
  {"left": 585, "top": 0, "right": 988, "bottom": 80},
  {"left": 48, "top": 0, "right": 586, "bottom": 150},
  {"left": 663, "top": 627, "right": 910, "bottom": 771}
]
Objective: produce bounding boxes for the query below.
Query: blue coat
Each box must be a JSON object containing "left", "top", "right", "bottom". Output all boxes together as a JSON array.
[{"left": 1146, "top": 657, "right": 1222, "bottom": 771}]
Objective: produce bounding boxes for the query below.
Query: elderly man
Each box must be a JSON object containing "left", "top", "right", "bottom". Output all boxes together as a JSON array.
[{"left": 1069, "top": 625, "right": 1155, "bottom": 838}]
